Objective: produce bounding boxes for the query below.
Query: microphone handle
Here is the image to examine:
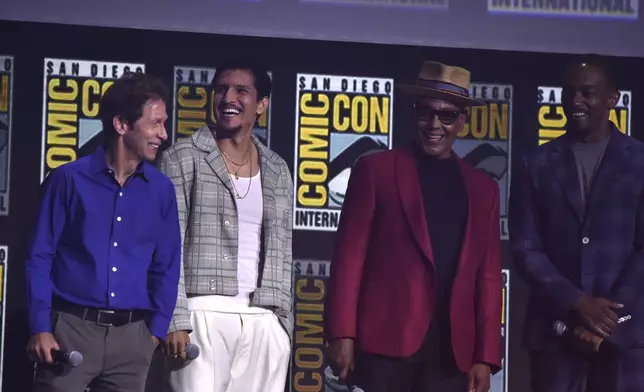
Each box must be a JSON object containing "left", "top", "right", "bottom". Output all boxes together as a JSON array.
[
  {"left": 51, "top": 349, "right": 69, "bottom": 364},
  {"left": 554, "top": 317, "right": 629, "bottom": 355}
]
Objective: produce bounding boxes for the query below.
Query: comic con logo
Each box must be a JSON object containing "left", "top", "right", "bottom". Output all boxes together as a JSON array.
[
  {"left": 172, "top": 66, "right": 272, "bottom": 146},
  {"left": 451, "top": 83, "right": 513, "bottom": 240},
  {"left": 290, "top": 263, "right": 511, "bottom": 392},
  {"left": 292, "top": 260, "right": 331, "bottom": 392},
  {"left": 293, "top": 74, "right": 394, "bottom": 232},
  {"left": 41, "top": 59, "right": 145, "bottom": 182},
  {"left": 0, "top": 56, "right": 13, "bottom": 215},
  {"left": 537, "top": 86, "right": 631, "bottom": 145}
]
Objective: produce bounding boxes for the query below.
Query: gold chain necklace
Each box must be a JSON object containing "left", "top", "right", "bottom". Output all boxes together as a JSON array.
[
  {"left": 229, "top": 158, "right": 252, "bottom": 199},
  {"left": 221, "top": 146, "right": 251, "bottom": 180}
]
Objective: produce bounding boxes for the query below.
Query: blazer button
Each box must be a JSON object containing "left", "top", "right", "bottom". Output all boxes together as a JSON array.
[
  {"left": 582, "top": 237, "right": 590, "bottom": 244},
  {"left": 223, "top": 254, "right": 228, "bottom": 259},
  {"left": 209, "top": 279, "right": 216, "bottom": 291}
]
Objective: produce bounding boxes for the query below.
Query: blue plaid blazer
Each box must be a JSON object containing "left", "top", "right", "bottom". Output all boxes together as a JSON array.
[{"left": 509, "top": 125, "right": 644, "bottom": 351}]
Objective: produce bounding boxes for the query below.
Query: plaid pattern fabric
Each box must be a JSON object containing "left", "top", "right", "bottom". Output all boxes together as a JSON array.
[
  {"left": 159, "top": 126, "right": 294, "bottom": 340},
  {"left": 509, "top": 126, "right": 644, "bottom": 351}
]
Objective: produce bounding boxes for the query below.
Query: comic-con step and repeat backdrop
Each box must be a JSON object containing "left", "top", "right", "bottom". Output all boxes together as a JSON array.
[
  {"left": 34, "top": 57, "right": 632, "bottom": 240},
  {"left": 291, "top": 262, "right": 511, "bottom": 392},
  {"left": 0, "top": 56, "right": 12, "bottom": 216},
  {"left": 292, "top": 79, "right": 513, "bottom": 239},
  {"left": 42, "top": 59, "right": 272, "bottom": 185},
  {"left": 0, "top": 51, "right": 636, "bottom": 392}
]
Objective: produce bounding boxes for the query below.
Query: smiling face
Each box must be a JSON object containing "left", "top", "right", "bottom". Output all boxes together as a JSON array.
[
  {"left": 212, "top": 69, "right": 268, "bottom": 136},
  {"left": 561, "top": 63, "right": 619, "bottom": 138},
  {"left": 117, "top": 98, "right": 168, "bottom": 162},
  {"left": 414, "top": 97, "right": 467, "bottom": 159}
]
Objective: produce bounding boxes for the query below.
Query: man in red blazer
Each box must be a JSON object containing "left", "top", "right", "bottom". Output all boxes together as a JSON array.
[{"left": 324, "top": 61, "right": 503, "bottom": 392}]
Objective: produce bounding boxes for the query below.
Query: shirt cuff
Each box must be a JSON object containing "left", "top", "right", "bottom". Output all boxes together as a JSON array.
[
  {"left": 148, "top": 313, "right": 171, "bottom": 340},
  {"left": 30, "top": 309, "right": 52, "bottom": 335}
]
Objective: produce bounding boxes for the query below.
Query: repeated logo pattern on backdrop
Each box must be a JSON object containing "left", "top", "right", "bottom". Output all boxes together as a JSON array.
[
  {"left": 171, "top": 66, "right": 272, "bottom": 146},
  {"left": 0, "top": 56, "right": 13, "bottom": 216},
  {"left": 40, "top": 59, "right": 145, "bottom": 182},
  {"left": 292, "top": 74, "right": 394, "bottom": 232},
  {"left": 452, "top": 83, "right": 513, "bottom": 240},
  {"left": 537, "top": 86, "right": 632, "bottom": 145},
  {"left": 291, "top": 259, "right": 511, "bottom": 392}
]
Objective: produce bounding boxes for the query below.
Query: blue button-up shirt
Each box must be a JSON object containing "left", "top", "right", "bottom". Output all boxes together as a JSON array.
[{"left": 25, "top": 146, "right": 181, "bottom": 339}]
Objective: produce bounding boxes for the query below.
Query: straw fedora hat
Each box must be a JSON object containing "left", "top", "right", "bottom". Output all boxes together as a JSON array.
[{"left": 399, "top": 61, "right": 485, "bottom": 107}]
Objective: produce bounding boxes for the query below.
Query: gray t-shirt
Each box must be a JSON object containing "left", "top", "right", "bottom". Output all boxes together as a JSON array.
[{"left": 571, "top": 135, "right": 610, "bottom": 204}]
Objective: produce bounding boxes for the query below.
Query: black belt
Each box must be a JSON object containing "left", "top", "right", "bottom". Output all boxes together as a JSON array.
[{"left": 52, "top": 297, "right": 147, "bottom": 327}]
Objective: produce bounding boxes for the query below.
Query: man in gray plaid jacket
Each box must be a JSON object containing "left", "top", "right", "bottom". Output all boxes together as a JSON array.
[{"left": 158, "top": 60, "right": 293, "bottom": 392}]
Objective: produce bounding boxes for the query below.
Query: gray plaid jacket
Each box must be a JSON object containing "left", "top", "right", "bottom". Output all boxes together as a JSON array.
[{"left": 159, "top": 126, "right": 294, "bottom": 340}]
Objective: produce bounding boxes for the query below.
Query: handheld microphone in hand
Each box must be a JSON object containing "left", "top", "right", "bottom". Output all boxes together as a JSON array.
[
  {"left": 51, "top": 349, "right": 83, "bottom": 367},
  {"left": 554, "top": 314, "right": 632, "bottom": 336},
  {"left": 553, "top": 314, "right": 631, "bottom": 355},
  {"left": 184, "top": 343, "right": 200, "bottom": 360}
]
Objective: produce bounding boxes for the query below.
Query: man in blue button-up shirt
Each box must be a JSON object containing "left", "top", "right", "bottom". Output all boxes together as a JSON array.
[{"left": 25, "top": 72, "right": 182, "bottom": 392}]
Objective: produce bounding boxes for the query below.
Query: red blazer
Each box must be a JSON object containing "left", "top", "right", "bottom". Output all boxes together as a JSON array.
[{"left": 324, "top": 145, "right": 503, "bottom": 373}]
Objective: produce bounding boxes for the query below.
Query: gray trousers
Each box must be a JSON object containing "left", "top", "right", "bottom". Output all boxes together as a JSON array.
[{"left": 32, "top": 310, "right": 157, "bottom": 392}]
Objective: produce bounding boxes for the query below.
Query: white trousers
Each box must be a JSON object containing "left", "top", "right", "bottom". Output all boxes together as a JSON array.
[{"left": 168, "top": 298, "right": 291, "bottom": 392}]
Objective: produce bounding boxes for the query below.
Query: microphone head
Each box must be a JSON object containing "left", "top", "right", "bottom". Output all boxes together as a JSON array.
[
  {"left": 186, "top": 343, "right": 200, "bottom": 360},
  {"left": 67, "top": 351, "right": 83, "bottom": 367},
  {"left": 553, "top": 320, "right": 567, "bottom": 336}
]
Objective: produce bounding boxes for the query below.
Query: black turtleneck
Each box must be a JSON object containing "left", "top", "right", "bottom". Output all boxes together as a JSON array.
[{"left": 415, "top": 148, "right": 468, "bottom": 374}]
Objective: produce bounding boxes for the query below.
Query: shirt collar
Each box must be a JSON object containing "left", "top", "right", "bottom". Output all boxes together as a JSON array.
[{"left": 89, "top": 145, "right": 149, "bottom": 181}]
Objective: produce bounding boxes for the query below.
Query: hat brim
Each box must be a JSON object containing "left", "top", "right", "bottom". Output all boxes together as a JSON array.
[{"left": 398, "top": 84, "right": 486, "bottom": 107}]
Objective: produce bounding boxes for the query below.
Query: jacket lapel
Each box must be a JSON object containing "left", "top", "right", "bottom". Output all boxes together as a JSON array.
[
  {"left": 191, "top": 126, "right": 237, "bottom": 200},
  {"left": 548, "top": 139, "right": 585, "bottom": 223},
  {"left": 396, "top": 147, "right": 434, "bottom": 266}
]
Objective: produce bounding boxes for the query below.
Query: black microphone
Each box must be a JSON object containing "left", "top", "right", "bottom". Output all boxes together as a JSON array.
[
  {"left": 185, "top": 343, "right": 200, "bottom": 360},
  {"left": 51, "top": 349, "right": 83, "bottom": 367},
  {"left": 553, "top": 314, "right": 631, "bottom": 355}
]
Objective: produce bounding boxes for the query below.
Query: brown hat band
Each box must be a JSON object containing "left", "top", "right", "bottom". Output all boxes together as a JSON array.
[{"left": 416, "top": 79, "right": 471, "bottom": 98}]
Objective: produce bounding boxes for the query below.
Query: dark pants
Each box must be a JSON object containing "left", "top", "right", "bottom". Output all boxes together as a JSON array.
[
  {"left": 32, "top": 309, "right": 157, "bottom": 392},
  {"left": 353, "top": 326, "right": 467, "bottom": 392},
  {"left": 530, "top": 348, "right": 644, "bottom": 392}
]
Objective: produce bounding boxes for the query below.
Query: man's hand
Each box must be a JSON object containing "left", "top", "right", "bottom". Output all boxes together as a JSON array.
[
  {"left": 164, "top": 331, "right": 190, "bottom": 360},
  {"left": 572, "top": 326, "right": 603, "bottom": 352},
  {"left": 27, "top": 333, "right": 60, "bottom": 364},
  {"left": 152, "top": 336, "right": 160, "bottom": 347},
  {"left": 467, "top": 363, "right": 491, "bottom": 392},
  {"left": 327, "top": 338, "right": 355, "bottom": 383},
  {"left": 573, "top": 294, "right": 623, "bottom": 338}
]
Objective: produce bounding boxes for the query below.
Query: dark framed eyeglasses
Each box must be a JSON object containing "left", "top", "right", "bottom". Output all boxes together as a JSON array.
[{"left": 415, "top": 107, "right": 467, "bottom": 125}]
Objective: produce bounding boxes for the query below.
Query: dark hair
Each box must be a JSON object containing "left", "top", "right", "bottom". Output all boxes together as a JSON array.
[
  {"left": 567, "top": 54, "right": 617, "bottom": 90},
  {"left": 211, "top": 59, "right": 272, "bottom": 101},
  {"left": 100, "top": 72, "right": 170, "bottom": 142}
]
